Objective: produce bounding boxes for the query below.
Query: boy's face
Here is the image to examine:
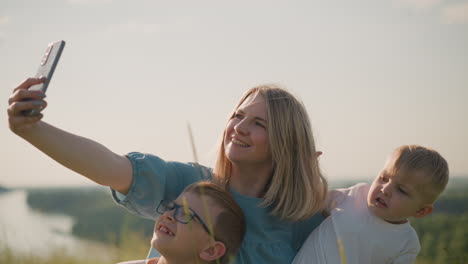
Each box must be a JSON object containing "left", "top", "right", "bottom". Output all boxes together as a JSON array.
[
  {"left": 152, "top": 191, "right": 221, "bottom": 261},
  {"left": 367, "top": 153, "right": 432, "bottom": 224}
]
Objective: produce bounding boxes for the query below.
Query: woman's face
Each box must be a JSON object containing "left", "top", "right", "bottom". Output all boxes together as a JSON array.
[{"left": 224, "top": 93, "right": 272, "bottom": 167}]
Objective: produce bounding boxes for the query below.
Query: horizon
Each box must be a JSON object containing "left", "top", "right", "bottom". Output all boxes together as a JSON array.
[{"left": 2, "top": 174, "right": 468, "bottom": 189}]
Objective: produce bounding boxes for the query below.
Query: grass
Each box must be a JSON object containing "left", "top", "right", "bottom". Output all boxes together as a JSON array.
[
  {"left": 2, "top": 234, "right": 464, "bottom": 264},
  {"left": 0, "top": 231, "right": 151, "bottom": 264}
]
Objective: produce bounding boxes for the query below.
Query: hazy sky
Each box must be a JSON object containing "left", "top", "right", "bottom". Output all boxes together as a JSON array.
[{"left": 1, "top": 0, "right": 467, "bottom": 187}]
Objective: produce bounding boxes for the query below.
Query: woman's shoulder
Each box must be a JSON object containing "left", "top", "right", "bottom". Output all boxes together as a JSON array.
[{"left": 234, "top": 213, "right": 326, "bottom": 263}]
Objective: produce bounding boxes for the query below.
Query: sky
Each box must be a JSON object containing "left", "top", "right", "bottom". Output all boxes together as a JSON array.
[{"left": 1, "top": 0, "right": 467, "bottom": 187}]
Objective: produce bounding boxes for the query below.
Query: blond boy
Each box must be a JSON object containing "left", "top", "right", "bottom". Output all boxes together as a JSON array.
[
  {"left": 119, "top": 181, "right": 246, "bottom": 264},
  {"left": 293, "top": 145, "right": 449, "bottom": 264}
]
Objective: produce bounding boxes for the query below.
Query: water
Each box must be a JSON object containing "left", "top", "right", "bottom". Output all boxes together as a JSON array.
[{"left": 0, "top": 190, "right": 115, "bottom": 260}]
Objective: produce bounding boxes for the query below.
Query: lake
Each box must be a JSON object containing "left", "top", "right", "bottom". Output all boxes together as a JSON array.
[{"left": 0, "top": 190, "right": 115, "bottom": 260}]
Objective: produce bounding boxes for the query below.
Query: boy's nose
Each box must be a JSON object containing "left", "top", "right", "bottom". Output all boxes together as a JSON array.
[
  {"left": 162, "top": 211, "right": 176, "bottom": 222},
  {"left": 381, "top": 184, "right": 392, "bottom": 197}
]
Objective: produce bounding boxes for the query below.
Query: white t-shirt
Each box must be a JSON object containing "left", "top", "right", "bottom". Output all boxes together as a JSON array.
[{"left": 293, "top": 183, "right": 420, "bottom": 264}]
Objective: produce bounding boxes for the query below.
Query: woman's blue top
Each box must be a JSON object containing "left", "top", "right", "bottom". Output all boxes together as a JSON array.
[{"left": 111, "top": 152, "right": 324, "bottom": 264}]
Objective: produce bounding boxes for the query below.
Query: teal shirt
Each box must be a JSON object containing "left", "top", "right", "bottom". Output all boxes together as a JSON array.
[{"left": 112, "top": 152, "right": 324, "bottom": 264}]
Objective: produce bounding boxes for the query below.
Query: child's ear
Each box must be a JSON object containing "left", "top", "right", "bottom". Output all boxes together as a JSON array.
[
  {"left": 199, "top": 241, "right": 226, "bottom": 262},
  {"left": 413, "top": 204, "right": 433, "bottom": 218}
]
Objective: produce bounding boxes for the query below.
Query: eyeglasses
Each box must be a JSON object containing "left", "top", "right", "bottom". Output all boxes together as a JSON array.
[{"left": 156, "top": 200, "right": 212, "bottom": 236}]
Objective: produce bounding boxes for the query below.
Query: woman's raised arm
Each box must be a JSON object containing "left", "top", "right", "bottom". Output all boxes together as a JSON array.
[{"left": 7, "top": 77, "right": 133, "bottom": 194}]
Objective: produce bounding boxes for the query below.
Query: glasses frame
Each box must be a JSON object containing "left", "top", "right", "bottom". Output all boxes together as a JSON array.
[{"left": 156, "top": 200, "right": 212, "bottom": 236}]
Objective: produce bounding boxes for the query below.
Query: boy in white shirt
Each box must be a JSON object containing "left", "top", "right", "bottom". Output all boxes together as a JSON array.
[
  {"left": 293, "top": 145, "right": 449, "bottom": 264},
  {"left": 118, "top": 181, "right": 246, "bottom": 264}
]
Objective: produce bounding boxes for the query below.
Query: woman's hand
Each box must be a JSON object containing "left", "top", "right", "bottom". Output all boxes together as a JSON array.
[{"left": 7, "top": 77, "right": 48, "bottom": 134}]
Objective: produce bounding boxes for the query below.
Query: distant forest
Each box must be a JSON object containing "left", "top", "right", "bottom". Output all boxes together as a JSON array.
[
  {"left": 25, "top": 177, "right": 468, "bottom": 264},
  {"left": 26, "top": 186, "right": 154, "bottom": 245},
  {"left": 0, "top": 185, "right": 9, "bottom": 193}
]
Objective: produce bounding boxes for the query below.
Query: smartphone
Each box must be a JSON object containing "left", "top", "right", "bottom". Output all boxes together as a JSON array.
[{"left": 23, "top": 40, "right": 66, "bottom": 116}]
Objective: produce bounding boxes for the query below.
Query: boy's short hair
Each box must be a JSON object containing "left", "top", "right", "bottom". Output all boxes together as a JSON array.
[
  {"left": 184, "top": 181, "right": 246, "bottom": 264},
  {"left": 391, "top": 145, "right": 449, "bottom": 202}
]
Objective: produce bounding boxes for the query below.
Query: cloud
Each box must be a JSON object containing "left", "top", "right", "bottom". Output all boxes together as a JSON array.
[{"left": 441, "top": 2, "right": 468, "bottom": 23}]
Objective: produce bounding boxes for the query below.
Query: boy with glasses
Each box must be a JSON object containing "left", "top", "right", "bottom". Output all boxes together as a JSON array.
[{"left": 119, "top": 181, "right": 246, "bottom": 264}]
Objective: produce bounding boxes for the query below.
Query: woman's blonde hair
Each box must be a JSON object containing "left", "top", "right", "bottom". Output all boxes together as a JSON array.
[{"left": 214, "top": 84, "right": 327, "bottom": 221}]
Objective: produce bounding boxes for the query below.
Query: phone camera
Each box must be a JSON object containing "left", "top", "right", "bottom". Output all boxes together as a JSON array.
[{"left": 40, "top": 45, "right": 53, "bottom": 66}]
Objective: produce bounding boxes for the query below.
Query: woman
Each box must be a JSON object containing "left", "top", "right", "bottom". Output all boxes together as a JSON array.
[{"left": 8, "top": 78, "right": 327, "bottom": 263}]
